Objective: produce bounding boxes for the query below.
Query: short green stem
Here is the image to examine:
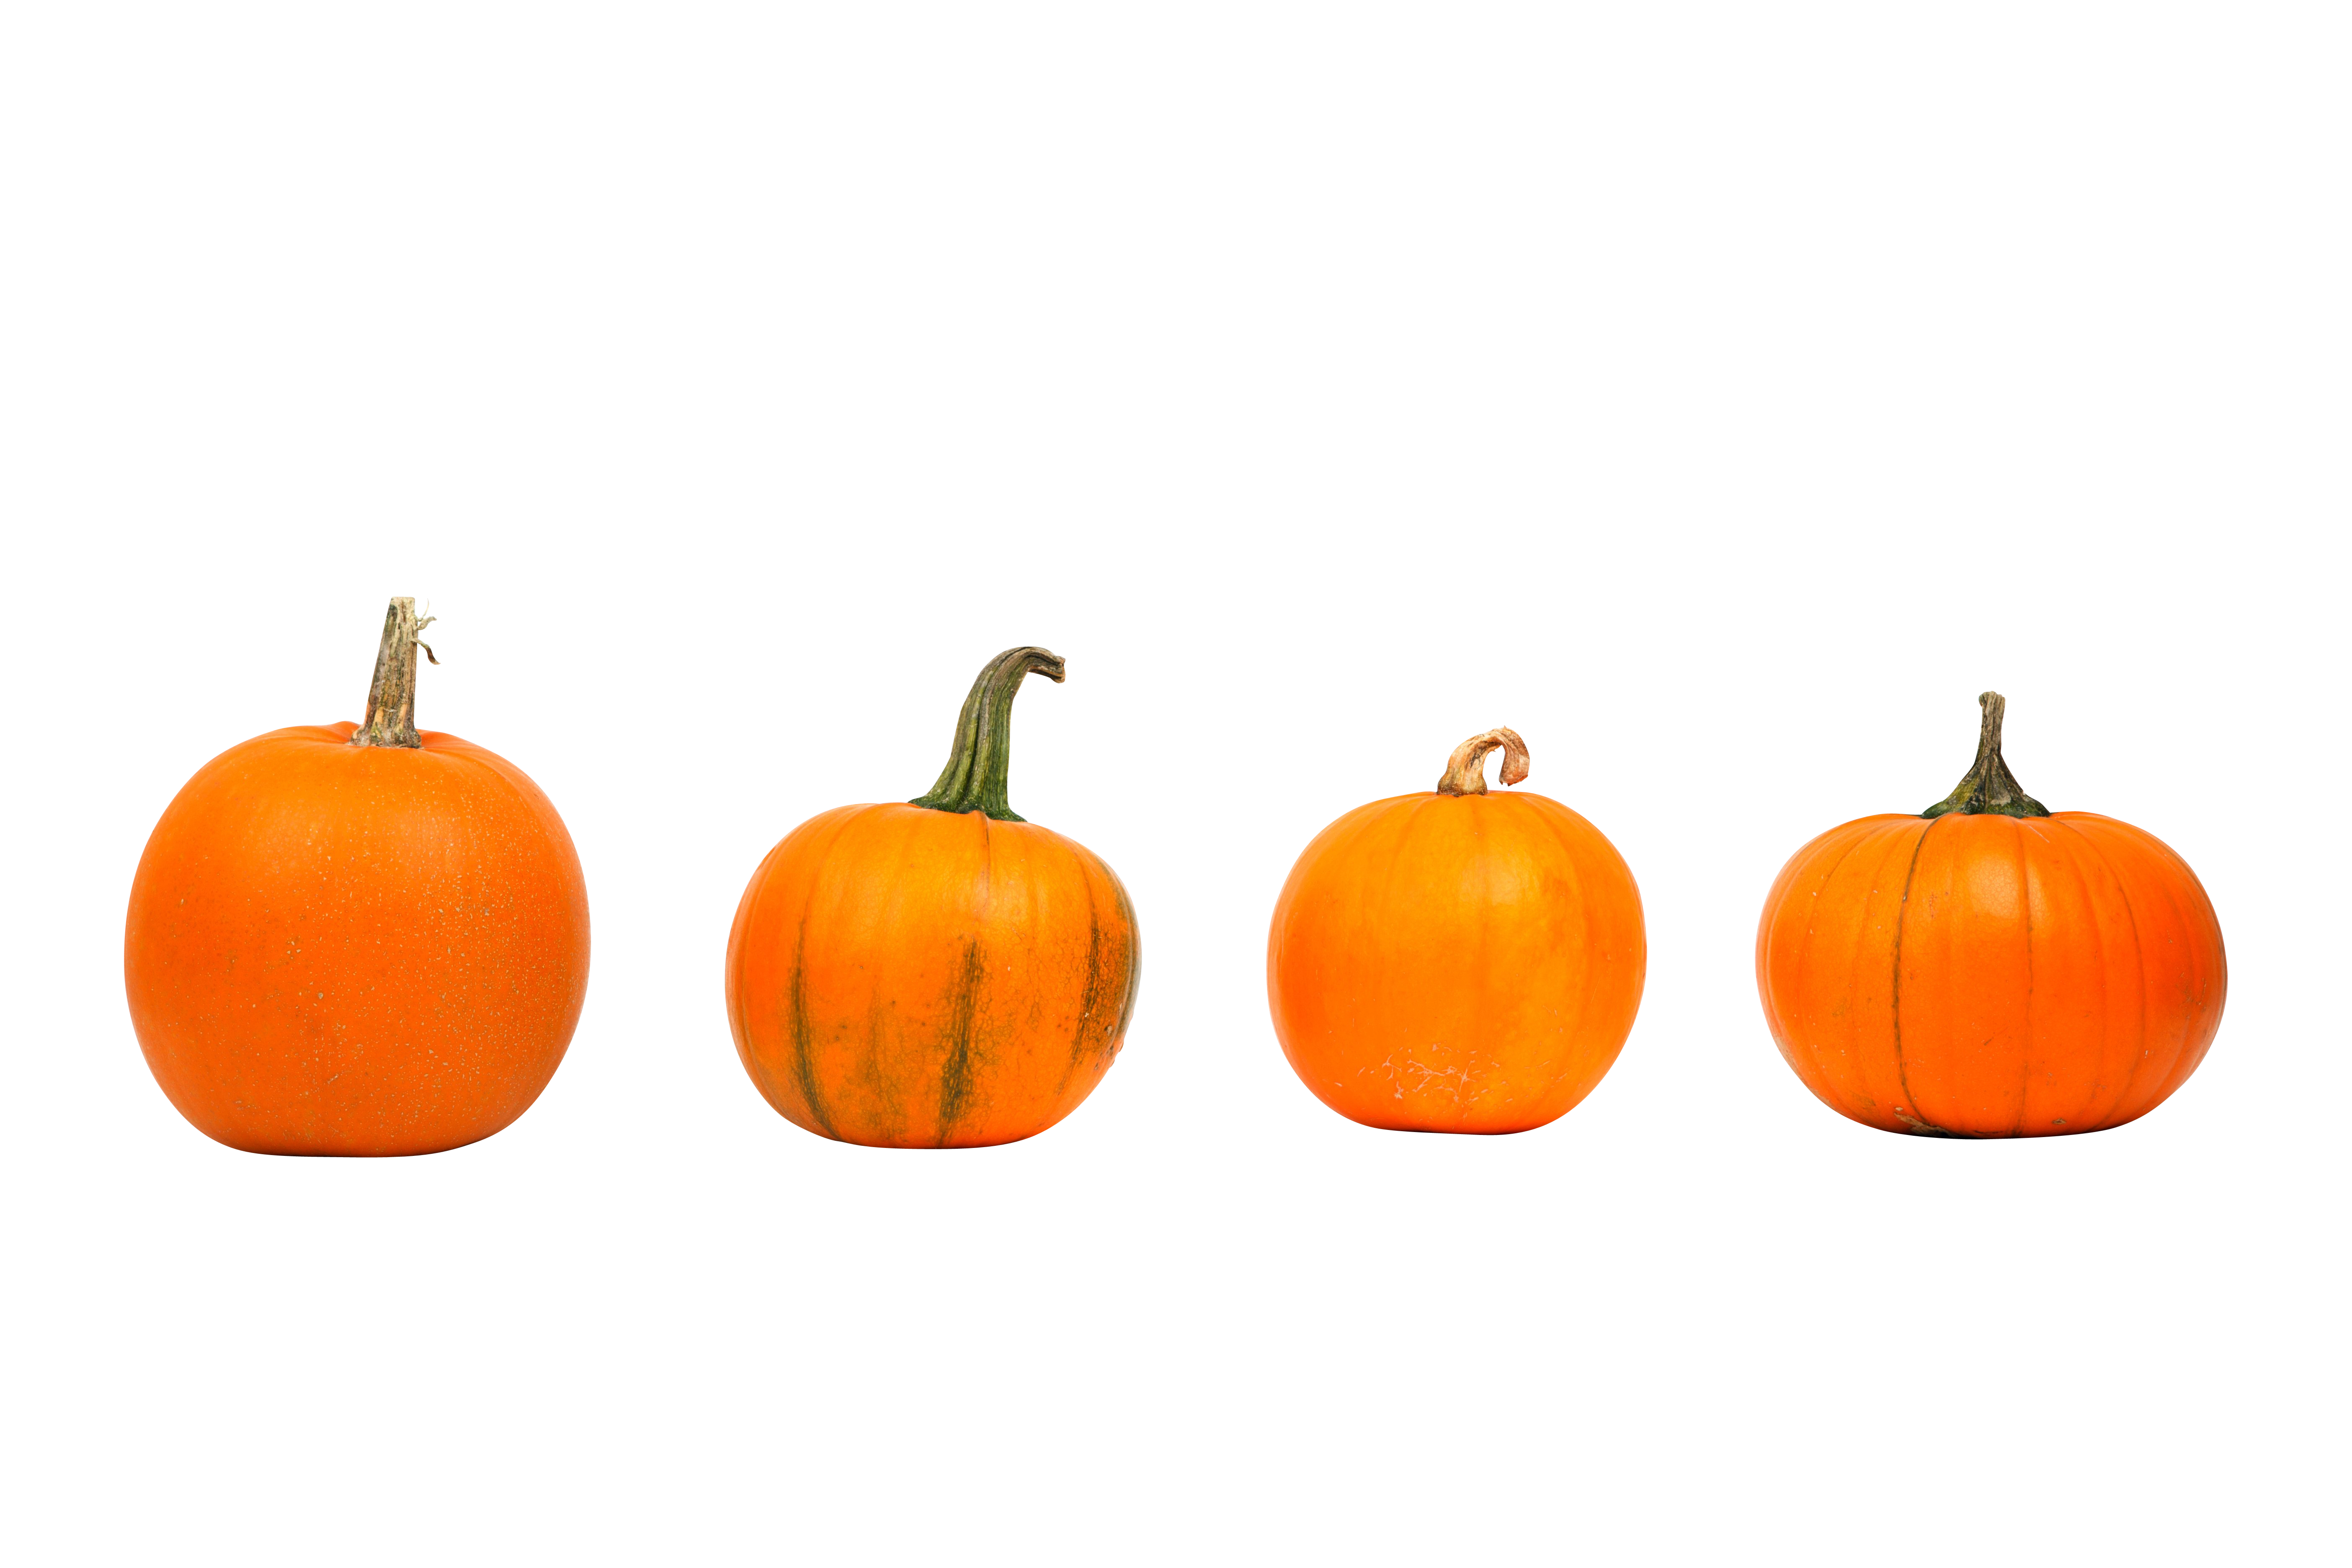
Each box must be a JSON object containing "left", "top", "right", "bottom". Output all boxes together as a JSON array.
[{"left": 910, "top": 647, "right": 1065, "bottom": 822}]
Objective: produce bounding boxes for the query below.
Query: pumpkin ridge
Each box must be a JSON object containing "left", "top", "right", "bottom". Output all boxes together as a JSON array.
[
  {"left": 1057, "top": 866, "right": 1107, "bottom": 1100},
  {"left": 2028, "top": 817, "right": 2120, "bottom": 1132},
  {"left": 935, "top": 940, "right": 985, "bottom": 1147},
  {"left": 1382, "top": 797, "right": 1449, "bottom": 1106},
  {"left": 2145, "top": 823, "right": 2229, "bottom": 1114},
  {"left": 2070, "top": 818, "right": 2192, "bottom": 1124},
  {"left": 787, "top": 921, "right": 836, "bottom": 1141},
  {"left": 1107, "top": 866, "right": 1143, "bottom": 1045},
  {"left": 1888, "top": 819, "right": 1953, "bottom": 1136},
  {"left": 868, "top": 807, "right": 939, "bottom": 1144},
  {"left": 1830, "top": 821, "right": 1916, "bottom": 1129},
  {"left": 782, "top": 807, "right": 877, "bottom": 1142},
  {"left": 2008, "top": 818, "right": 2033, "bottom": 1137},
  {"left": 1522, "top": 797, "right": 1602, "bottom": 1116},
  {"left": 1789, "top": 823, "right": 1878, "bottom": 1088},
  {"left": 2054, "top": 815, "right": 2156, "bottom": 1125},
  {"left": 2146, "top": 821, "right": 2227, "bottom": 1108},
  {"left": 932, "top": 811, "right": 993, "bottom": 1145}
]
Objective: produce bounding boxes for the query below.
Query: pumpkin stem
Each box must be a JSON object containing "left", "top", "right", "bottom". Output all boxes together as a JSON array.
[
  {"left": 910, "top": 647, "right": 1066, "bottom": 822},
  {"left": 1921, "top": 692, "right": 2049, "bottom": 818},
  {"left": 350, "top": 597, "right": 438, "bottom": 750},
  {"left": 1435, "top": 727, "right": 1531, "bottom": 796}
]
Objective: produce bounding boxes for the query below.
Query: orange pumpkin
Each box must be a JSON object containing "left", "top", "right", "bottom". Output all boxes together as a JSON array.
[
  {"left": 124, "top": 599, "right": 591, "bottom": 1155},
  {"left": 1756, "top": 692, "right": 2226, "bottom": 1137},
  {"left": 1266, "top": 729, "right": 1647, "bottom": 1134},
  {"left": 725, "top": 648, "right": 1141, "bottom": 1148}
]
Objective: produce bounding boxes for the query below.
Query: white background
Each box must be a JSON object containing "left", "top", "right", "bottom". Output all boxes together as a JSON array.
[{"left": 4, "top": 5, "right": 2344, "bottom": 1563}]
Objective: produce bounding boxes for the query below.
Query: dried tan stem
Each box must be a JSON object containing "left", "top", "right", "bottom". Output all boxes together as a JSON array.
[
  {"left": 351, "top": 597, "right": 438, "bottom": 749},
  {"left": 1435, "top": 727, "right": 1531, "bottom": 796}
]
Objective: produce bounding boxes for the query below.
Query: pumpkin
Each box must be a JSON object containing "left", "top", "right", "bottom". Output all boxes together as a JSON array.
[
  {"left": 124, "top": 598, "right": 591, "bottom": 1155},
  {"left": 1755, "top": 692, "right": 2226, "bottom": 1137},
  {"left": 1266, "top": 728, "right": 1647, "bottom": 1134},
  {"left": 725, "top": 647, "right": 1141, "bottom": 1148}
]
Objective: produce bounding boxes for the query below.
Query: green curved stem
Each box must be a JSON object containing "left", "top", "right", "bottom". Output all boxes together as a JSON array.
[
  {"left": 910, "top": 647, "right": 1066, "bottom": 822},
  {"left": 1922, "top": 691, "right": 2049, "bottom": 819}
]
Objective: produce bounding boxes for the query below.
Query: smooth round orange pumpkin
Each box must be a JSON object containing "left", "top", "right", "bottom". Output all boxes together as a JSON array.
[
  {"left": 1756, "top": 692, "right": 2226, "bottom": 1137},
  {"left": 1266, "top": 729, "right": 1647, "bottom": 1134},
  {"left": 124, "top": 599, "right": 591, "bottom": 1155},
  {"left": 726, "top": 648, "right": 1141, "bottom": 1148}
]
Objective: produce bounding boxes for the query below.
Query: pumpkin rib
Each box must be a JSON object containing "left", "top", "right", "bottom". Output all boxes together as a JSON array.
[
  {"left": 1360, "top": 799, "right": 1435, "bottom": 1092},
  {"left": 1055, "top": 859, "right": 1107, "bottom": 1101},
  {"left": 1359, "top": 799, "right": 1431, "bottom": 1114},
  {"left": 933, "top": 937, "right": 986, "bottom": 1148},
  {"left": 1105, "top": 867, "right": 1144, "bottom": 1057},
  {"left": 2032, "top": 817, "right": 2130, "bottom": 1132},
  {"left": 2147, "top": 821, "right": 2227, "bottom": 1109},
  {"left": 2135, "top": 832, "right": 2201, "bottom": 1114},
  {"left": 2032, "top": 818, "right": 2107, "bottom": 1133},
  {"left": 780, "top": 808, "right": 871, "bottom": 1139},
  {"left": 1057, "top": 852, "right": 1140, "bottom": 1105},
  {"left": 2079, "top": 815, "right": 2219, "bottom": 1124},
  {"left": 2011, "top": 818, "right": 2035, "bottom": 1138},
  {"left": 1524, "top": 797, "right": 1607, "bottom": 1115},
  {"left": 1887, "top": 817, "right": 1947, "bottom": 1135},
  {"left": 1834, "top": 820, "right": 1921, "bottom": 1131},
  {"left": 1524, "top": 799, "right": 1599, "bottom": 1091},
  {"left": 1757, "top": 818, "right": 1878, "bottom": 1114},
  {"left": 2057, "top": 815, "right": 2158, "bottom": 1128}
]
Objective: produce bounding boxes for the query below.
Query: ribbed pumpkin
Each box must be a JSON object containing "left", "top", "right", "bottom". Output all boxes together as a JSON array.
[
  {"left": 1266, "top": 729, "right": 1647, "bottom": 1134},
  {"left": 725, "top": 648, "right": 1141, "bottom": 1148},
  {"left": 124, "top": 599, "right": 591, "bottom": 1155},
  {"left": 1756, "top": 693, "right": 2226, "bottom": 1137}
]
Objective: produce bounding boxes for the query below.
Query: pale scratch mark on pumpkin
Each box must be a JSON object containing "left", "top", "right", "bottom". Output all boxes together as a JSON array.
[{"left": 1358, "top": 1049, "right": 1489, "bottom": 1106}]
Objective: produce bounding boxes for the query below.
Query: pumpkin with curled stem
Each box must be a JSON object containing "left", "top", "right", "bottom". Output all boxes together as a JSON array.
[
  {"left": 1754, "top": 693, "right": 2226, "bottom": 1137},
  {"left": 725, "top": 648, "right": 1142, "bottom": 1148},
  {"left": 1266, "top": 728, "right": 1648, "bottom": 1134},
  {"left": 124, "top": 598, "right": 591, "bottom": 1155}
]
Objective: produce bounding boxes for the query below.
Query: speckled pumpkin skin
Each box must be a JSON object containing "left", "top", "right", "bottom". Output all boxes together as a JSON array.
[
  {"left": 1267, "top": 789, "right": 1647, "bottom": 1134},
  {"left": 124, "top": 723, "right": 591, "bottom": 1155}
]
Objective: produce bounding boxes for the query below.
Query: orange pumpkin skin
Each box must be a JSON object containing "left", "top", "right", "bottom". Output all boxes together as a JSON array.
[
  {"left": 725, "top": 803, "right": 1141, "bottom": 1148},
  {"left": 124, "top": 723, "right": 591, "bottom": 1156},
  {"left": 1267, "top": 789, "right": 1647, "bottom": 1134},
  {"left": 1755, "top": 811, "right": 2225, "bottom": 1137}
]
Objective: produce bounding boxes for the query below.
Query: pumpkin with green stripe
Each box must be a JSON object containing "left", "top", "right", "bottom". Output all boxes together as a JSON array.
[{"left": 726, "top": 648, "right": 1142, "bottom": 1147}]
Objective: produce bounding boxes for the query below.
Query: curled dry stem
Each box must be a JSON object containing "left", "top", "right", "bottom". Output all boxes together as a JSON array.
[{"left": 1436, "top": 727, "right": 1530, "bottom": 796}]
